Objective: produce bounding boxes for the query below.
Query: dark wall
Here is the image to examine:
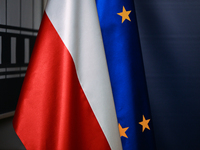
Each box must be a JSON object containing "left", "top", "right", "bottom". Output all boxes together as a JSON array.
[
  {"left": 135, "top": 0, "right": 200, "bottom": 150},
  {"left": 0, "top": 0, "right": 41, "bottom": 115},
  {"left": 0, "top": 0, "right": 42, "bottom": 149}
]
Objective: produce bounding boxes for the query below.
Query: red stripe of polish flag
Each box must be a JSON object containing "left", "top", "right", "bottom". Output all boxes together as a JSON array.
[{"left": 13, "top": 0, "right": 122, "bottom": 150}]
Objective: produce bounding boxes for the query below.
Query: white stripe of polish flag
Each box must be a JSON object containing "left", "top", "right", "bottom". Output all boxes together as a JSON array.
[{"left": 13, "top": 0, "right": 122, "bottom": 149}]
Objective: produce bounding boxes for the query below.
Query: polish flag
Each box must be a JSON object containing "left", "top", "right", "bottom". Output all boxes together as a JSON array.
[{"left": 13, "top": 0, "right": 122, "bottom": 149}]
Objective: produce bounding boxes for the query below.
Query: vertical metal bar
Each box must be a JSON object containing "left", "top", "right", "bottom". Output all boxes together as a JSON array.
[
  {"left": 11, "top": 37, "right": 16, "bottom": 64},
  {"left": 42, "top": 0, "right": 44, "bottom": 12},
  {"left": 32, "top": 0, "right": 34, "bottom": 31},
  {"left": 0, "top": 36, "right": 2, "bottom": 64},
  {"left": 20, "top": 0, "right": 21, "bottom": 34},
  {"left": 24, "top": 38, "right": 29, "bottom": 64},
  {"left": 0, "top": 0, "right": 6, "bottom": 32},
  {"left": 6, "top": 0, "right": 7, "bottom": 32}
]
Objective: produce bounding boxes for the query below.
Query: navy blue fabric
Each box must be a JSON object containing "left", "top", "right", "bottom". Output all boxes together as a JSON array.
[{"left": 96, "top": 1, "right": 156, "bottom": 149}]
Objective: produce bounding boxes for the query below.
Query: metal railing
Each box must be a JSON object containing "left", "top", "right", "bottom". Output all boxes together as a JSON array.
[{"left": 0, "top": 24, "right": 38, "bottom": 79}]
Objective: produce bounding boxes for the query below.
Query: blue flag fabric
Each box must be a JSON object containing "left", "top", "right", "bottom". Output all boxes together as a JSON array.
[{"left": 96, "top": 0, "right": 156, "bottom": 150}]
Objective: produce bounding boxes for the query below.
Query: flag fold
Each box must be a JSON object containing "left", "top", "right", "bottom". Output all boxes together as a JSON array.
[
  {"left": 13, "top": 0, "right": 122, "bottom": 150},
  {"left": 13, "top": 0, "right": 155, "bottom": 150}
]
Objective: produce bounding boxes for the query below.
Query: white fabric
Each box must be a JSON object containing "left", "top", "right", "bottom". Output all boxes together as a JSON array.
[{"left": 45, "top": 0, "right": 122, "bottom": 149}]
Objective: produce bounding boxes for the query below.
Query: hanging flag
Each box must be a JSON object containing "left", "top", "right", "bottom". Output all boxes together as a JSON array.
[
  {"left": 96, "top": 0, "right": 156, "bottom": 150},
  {"left": 13, "top": 0, "right": 122, "bottom": 149}
]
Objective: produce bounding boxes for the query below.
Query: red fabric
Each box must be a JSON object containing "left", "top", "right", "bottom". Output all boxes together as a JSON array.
[{"left": 13, "top": 13, "right": 111, "bottom": 150}]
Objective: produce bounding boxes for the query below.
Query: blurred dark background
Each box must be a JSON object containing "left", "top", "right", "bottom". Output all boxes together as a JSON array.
[{"left": 135, "top": 0, "right": 200, "bottom": 149}]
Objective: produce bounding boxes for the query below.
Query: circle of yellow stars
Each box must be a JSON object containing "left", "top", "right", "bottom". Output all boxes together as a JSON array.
[{"left": 117, "top": 6, "right": 151, "bottom": 138}]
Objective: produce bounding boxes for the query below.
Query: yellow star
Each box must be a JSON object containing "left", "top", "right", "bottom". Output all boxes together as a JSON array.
[
  {"left": 139, "top": 115, "right": 150, "bottom": 132},
  {"left": 117, "top": 6, "right": 131, "bottom": 23},
  {"left": 118, "top": 123, "right": 129, "bottom": 138}
]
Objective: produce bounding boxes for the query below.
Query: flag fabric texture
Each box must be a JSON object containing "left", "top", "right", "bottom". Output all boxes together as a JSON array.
[
  {"left": 13, "top": 0, "right": 155, "bottom": 150},
  {"left": 13, "top": 0, "right": 122, "bottom": 150},
  {"left": 96, "top": 0, "right": 156, "bottom": 149}
]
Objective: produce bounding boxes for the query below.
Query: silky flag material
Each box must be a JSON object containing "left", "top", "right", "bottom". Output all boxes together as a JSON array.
[
  {"left": 96, "top": 0, "right": 156, "bottom": 150},
  {"left": 13, "top": 0, "right": 122, "bottom": 150}
]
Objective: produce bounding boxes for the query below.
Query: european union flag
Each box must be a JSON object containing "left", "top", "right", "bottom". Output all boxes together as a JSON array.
[{"left": 96, "top": 0, "right": 156, "bottom": 149}]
